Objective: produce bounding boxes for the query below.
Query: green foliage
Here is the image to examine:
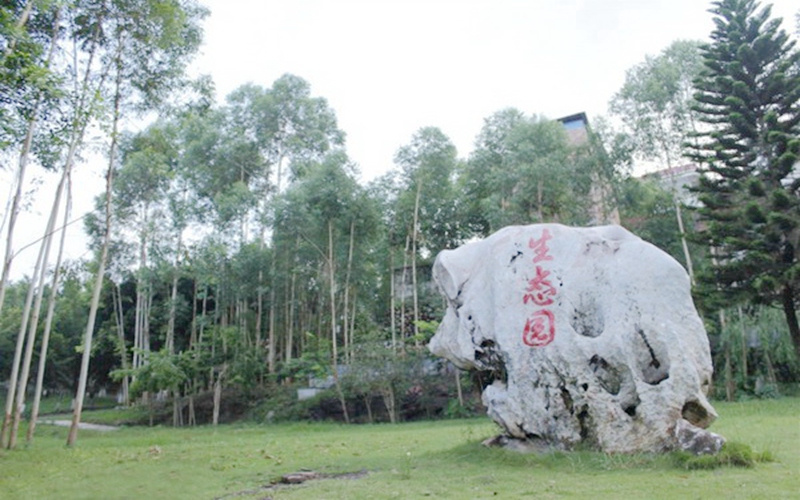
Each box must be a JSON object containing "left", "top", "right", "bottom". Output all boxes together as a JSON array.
[
  {"left": 116, "top": 349, "right": 187, "bottom": 397},
  {"left": 709, "top": 306, "right": 800, "bottom": 398},
  {"left": 461, "top": 110, "right": 595, "bottom": 234},
  {"left": 394, "top": 126, "right": 465, "bottom": 254},
  {"left": 617, "top": 177, "right": 696, "bottom": 265},
  {"left": 278, "top": 347, "right": 330, "bottom": 383},
  {"left": 247, "top": 384, "right": 317, "bottom": 422},
  {"left": 443, "top": 397, "right": 475, "bottom": 419},
  {"left": 610, "top": 39, "right": 704, "bottom": 165},
  {"left": 0, "top": 1, "right": 64, "bottom": 155},
  {"left": 412, "top": 319, "right": 439, "bottom": 345}
]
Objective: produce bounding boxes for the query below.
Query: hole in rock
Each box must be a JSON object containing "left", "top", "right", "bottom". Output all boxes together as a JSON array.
[
  {"left": 634, "top": 327, "right": 670, "bottom": 385},
  {"left": 589, "top": 355, "right": 621, "bottom": 395},
  {"left": 617, "top": 381, "right": 640, "bottom": 419},
  {"left": 681, "top": 400, "right": 710, "bottom": 427},
  {"left": 560, "top": 387, "right": 574, "bottom": 414},
  {"left": 581, "top": 383, "right": 589, "bottom": 392},
  {"left": 474, "top": 340, "right": 507, "bottom": 387},
  {"left": 577, "top": 406, "right": 595, "bottom": 444}
]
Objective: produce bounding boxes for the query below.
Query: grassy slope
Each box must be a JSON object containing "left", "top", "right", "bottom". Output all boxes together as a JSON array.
[{"left": 0, "top": 398, "right": 797, "bottom": 499}]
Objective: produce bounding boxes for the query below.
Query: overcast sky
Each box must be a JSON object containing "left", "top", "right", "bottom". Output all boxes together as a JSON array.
[
  {"left": 193, "top": 0, "right": 798, "bottom": 181},
  {"left": 3, "top": 0, "right": 799, "bottom": 278}
]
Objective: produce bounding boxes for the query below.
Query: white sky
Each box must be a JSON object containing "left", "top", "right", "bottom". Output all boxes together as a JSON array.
[
  {"left": 193, "top": 0, "right": 798, "bottom": 181},
  {"left": 3, "top": 0, "right": 799, "bottom": 279}
]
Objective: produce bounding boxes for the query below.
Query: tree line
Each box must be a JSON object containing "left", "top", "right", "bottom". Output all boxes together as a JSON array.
[{"left": 1, "top": 0, "right": 799, "bottom": 446}]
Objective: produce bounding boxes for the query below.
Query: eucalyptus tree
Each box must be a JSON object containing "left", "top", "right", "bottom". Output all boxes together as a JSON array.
[
  {"left": 460, "top": 108, "right": 526, "bottom": 236},
  {"left": 68, "top": 0, "right": 207, "bottom": 446},
  {"left": 271, "top": 184, "right": 319, "bottom": 364},
  {"left": 610, "top": 40, "right": 705, "bottom": 281},
  {"left": 339, "top": 184, "right": 382, "bottom": 362},
  {"left": 394, "top": 127, "right": 460, "bottom": 340},
  {"left": 366, "top": 171, "right": 402, "bottom": 350},
  {"left": 25, "top": 174, "right": 72, "bottom": 443},
  {"left": 1, "top": 1, "right": 107, "bottom": 447},
  {"left": 110, "top": 123, "right": 181, "bottom": 378},
  {"left": 273, "top": 151, "right": 370, "bottom": 419},
  {"left": 224, "top": 75, "right": 344, "bottom": 373},
  {"left": 0, "top": 2, "right": 64, "bottom": 327},
  {"left": 461, "top": 110, "right": 584, "bottom": 237},
  {"left": 688, "top": 0, "right": 800, "bottom": 359}
]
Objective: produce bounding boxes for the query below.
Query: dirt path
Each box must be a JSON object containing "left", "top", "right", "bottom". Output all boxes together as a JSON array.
[{"left": 38, "top": 420, "right": 120, "bottom": 432}]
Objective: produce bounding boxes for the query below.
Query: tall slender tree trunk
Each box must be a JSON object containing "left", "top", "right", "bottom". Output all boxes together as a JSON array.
[
  {"left": 266, "top": 153, "right": 285, "bottom": 374},
  {"left": 381, "top": 384, "right": 397, "bottom": 424},
  {"left": 112, "top": 282, "right": 129, "bottom": 406},
  {"left": 724, "top": 341, "right": 734, "bottom": 402},
  {"left": 268, "top": 266, "right": 276, "bottom": 373},
  {"left": 779, "top": 284, "right": 800, "bottom": 359},
  {"left": 212, "top": 365, "right": 225, "bottom": 426},
  {"left": 255, "top": 221, "right": 265, "bottom": 352},
  {"left": 190, "top": 280, "right": 198, "bottom": 348},
  {"left": 328, "top": 220, "right": 349, "bottom": 423},
  {"left": 674, "top": 200, "right": 695, "bottom": 284},
  {"left": 286, "top": 262, "right": 297, "bottom": 362},
  {"left": 1, "top": 237, "right": 43, "bottom": 445},
  {"left": 737, "top": 306, "right": 749, "bottom": 391},
  {"left": 256, "top": 268, "right": 263, "bottom": 346},
  {"left": 28, "top": 176, "right": 71, "bottom": 442},
  {"left": 454, "top": 363, "right": 464, "bottom": 407},
  {"left": 399, "top": 234, "right": 410, "bottom": 347},
  {"left": 133, "top": 286, "right": 141, "bottom": 369},
  {"left": 133, "top": 212, "right": 149, "bottom": 371},
  {"left": 411, "top": 182, "right": 421, "bottom": 343},
  {"left": 718, "top": 309, "right": 735, "bottom": 402},
  {"left": 66, "top": 156, "right": 114, "bottom": 447},
  {"left": 662, "top": 145, "right": 695, "bottom": 283},
  {"left": 9, "top": 168, "right": 66, "bottom": 448},
  {"left": 67, "top": 40, "right": 122, "bottom": 446},
  {"left": 165, "top": 230, "right": 183, "bottom": 354},
  {"left": 349, "top": 287, "right": 357, "bottom": 364},
  {"left": 199, "top": 285, "right": 208, "bottom": 346},
  {"left": 144, "top": 291, "right": 152, "bottom": 357},
  {"left": 342, "top": 221, "right": 355, "bottom": 363},
  {"left": 389, "top": 248, "right": 397, "bottom": 355},
  {"left": 0, "top": 106, "right": 36, "bottom": 324},
  {"left": 536, "top": 179, "right": 544, "bottom": 222}
]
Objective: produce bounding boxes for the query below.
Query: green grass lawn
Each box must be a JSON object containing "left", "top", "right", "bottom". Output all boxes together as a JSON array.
[{"left": 1, "top": 398, "right": 798, "bottom": 499}]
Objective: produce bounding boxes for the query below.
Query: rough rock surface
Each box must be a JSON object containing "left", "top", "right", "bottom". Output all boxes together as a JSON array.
[{"left": 429, "top": 224, "right": 724, "bottom": 454}]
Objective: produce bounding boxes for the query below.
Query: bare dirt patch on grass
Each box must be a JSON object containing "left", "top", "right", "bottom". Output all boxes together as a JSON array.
[{"left": 214, "top": 469, "right": 369, "bottom": 499}]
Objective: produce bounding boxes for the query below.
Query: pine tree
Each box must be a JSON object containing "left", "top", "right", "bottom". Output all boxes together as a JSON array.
[{"left": 689, "top": 0, "right": 800, "bottom": 357}]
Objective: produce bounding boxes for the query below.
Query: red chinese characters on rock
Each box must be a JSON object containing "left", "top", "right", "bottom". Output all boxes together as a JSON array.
[
  {"left": 523, "top": 310, "right": 555, "bottom": 347},
  {"left": 529, "top": 227, "right": 554, "bottom": 264},
  {"left": 523, "top": 266, "right": 556, "bottom": 306},
  {"left": 522, "top": 228, "right": 557, "bottom": 347}
]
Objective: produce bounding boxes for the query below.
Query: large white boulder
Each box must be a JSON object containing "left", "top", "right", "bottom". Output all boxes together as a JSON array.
[{"left": 429, "top": 224, "right": 723, "bottom": 454}]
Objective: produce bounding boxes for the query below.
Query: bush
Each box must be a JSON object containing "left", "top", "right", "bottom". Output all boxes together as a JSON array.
[{"left": 672, "top": 441, "right": 774, "bottom": 470}]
